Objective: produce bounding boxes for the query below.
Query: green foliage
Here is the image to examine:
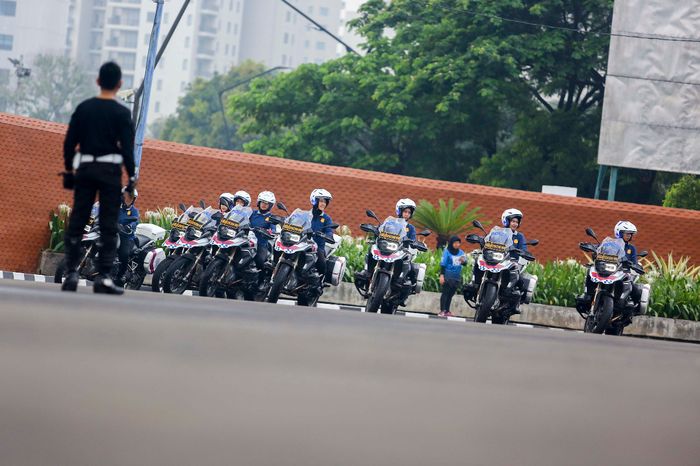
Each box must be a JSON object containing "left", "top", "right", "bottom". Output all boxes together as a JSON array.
[
  {"left": 662, "top": 175, "right": 700, "bottom": 210},
  {"left": 143, "top": 207, "right": 178, "bottom": 248},
  {"left": 528, "top": 260, "right": 587, "bottom": 307},
  {"left": 642, "top": 253, "right": 700, "bottom": 321},
  {"left": 159, "top": 61, "right": 266, "bottom": 150},
  {"left": 0, "top": 54, "right": 94, "bottom": 123},
  {"left": 48, "top": 203, "right": 72, "bottom": 252},
  {"left": 412, "top": 199, "right": 485, "bottom": 248}
]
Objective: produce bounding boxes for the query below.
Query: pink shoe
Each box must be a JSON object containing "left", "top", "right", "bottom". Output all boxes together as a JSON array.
[{"left": 439, "top": 311, "right": 454, "bottom": 317}]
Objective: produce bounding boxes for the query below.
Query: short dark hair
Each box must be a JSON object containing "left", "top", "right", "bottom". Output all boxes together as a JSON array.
[{"left": 98, "top": 61, "right": 122, "bottom": 90}]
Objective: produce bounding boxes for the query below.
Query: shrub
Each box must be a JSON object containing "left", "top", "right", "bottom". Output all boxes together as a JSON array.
[
  {"left": 412, "top": 199, "right": 485, "bottom": 249},
  {"left": 48, "top": 203, "right": 71, "bottom": 252},
  {"left": 662, "top": 175, "right": 700, "bottom": 210}
]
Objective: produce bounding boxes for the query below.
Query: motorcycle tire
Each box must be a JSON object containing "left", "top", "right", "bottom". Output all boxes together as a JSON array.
[
  {"left": 267, "top": 263, "right": 292, "bottom": 303},
  {"left": 474, "top": 282, "right": 497, "bottom": 323},
  {"left": 151, "top": 255, "right": 176, "bottom": 292},
  {"left": 125, "top": 269, "right": 146, "bottom": 290},
  {"left": 365, "top": 273, "right": 390, "bottom": 313},
  {"left": 199, "top": 257, "right": 227, "bottom": 298},
  {"left": 584, "top": 295, "right": 613, "bottom": 334},
  {"left": 162, "top": 255, "right": 195, "bottom": 295}
]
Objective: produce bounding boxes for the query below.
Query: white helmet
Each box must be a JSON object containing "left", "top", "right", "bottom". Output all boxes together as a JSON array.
[
  {"left": 614, "top": 220, "right": 637, "bottom": 238},
  {"left": 310, "top": 188, "right": 332, "bottom": 207},
  {"left": 219, "top": 192, "right": 235, "bottom": 210},
  {"left": 501, "top": 208, "right": 523, "bottom": 227},
  {"left": 257, "top": 190, "right": 276, "bottom": 208},
  {"left": 233, "top": 190, "right": 251, "bottom": 207},
  {"left": 396, "top": 198, "right": 416, "bottom": 218}
]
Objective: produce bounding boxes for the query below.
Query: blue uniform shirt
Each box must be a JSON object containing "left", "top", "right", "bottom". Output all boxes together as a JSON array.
[
  {"left": 250, "top": 209, "right": 273, "bottom": 244},
  {"left": 511, "top": 231, "right": 527, "bottom": 252},
  {"left": 624, "top": 242, "right": 638, "bottom": 265},
  {"left": 405, "top": 223, "right": 416, "bottom": 241},
  {"left": 118, "top": 204, "right": 139, "bottom": 239},
  {"left": 440, "top": 248, "right": 465, "bottom": 281},
  {"left": 311, "top": 212, "right": 333, "bottom": 251}
]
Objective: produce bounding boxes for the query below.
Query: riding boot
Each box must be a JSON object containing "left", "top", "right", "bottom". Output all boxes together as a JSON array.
[{"left": 94, "top": 274, "right": 124, "bottom": 295}]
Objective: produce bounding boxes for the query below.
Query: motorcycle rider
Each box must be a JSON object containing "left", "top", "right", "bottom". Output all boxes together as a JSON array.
[
  {"left": 114, "top": 188, "right": 139, "bottom": 287},
  {"left": 250, "top": 191, "right": 276, "bottom": 281},
  {"left": 576, "top": 220, "right": 643, "bottom": 315},
  {"left": 233, "top": 190, "right": 251, "bottom": 208},
  {"left": 310, "top": 189, "right": 334, "bottom": 285},
  {"left": 211, "top": 192, "right": 235, "bottom": 224},
  {"left": 356, "top": 199, "right": 418, "bottom": 290},
  {"left": 463, "top": 208, "right": 527, "bottom": 304}
]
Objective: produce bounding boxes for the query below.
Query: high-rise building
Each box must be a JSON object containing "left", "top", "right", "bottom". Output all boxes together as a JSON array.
[
  {"left": 238, "top": 0, "right": 343, "bottom": 68},
  {"left": 0, "top": 0, "right": 71, "bottom": 86}
]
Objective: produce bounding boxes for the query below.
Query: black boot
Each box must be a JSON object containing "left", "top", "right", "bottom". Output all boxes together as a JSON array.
[
  {"left": 94, "top": 274, "right": 124, "bottom": 295},
  {"left": 575, "top": 293, "right": 593, "bottom": 313},
  {"left": 463, "top": 282, "right": 478, "bottom": 301},
  {"left": 61, "top": 270, "right": 79, "bottom": 292}
]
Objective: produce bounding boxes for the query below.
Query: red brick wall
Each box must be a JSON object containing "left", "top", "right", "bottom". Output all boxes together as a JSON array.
[{"left": 2, "top": 112, "right": 700, "bottom": 273}]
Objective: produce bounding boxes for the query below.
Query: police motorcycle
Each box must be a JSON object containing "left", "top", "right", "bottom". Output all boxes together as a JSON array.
[
  {"left": 577, "top": 228, "right": 650, "bottom": 335},
  {"left": 266, "top": 204, "right": 346, "bottom": 306},
  {"left": 198, "top": 205, "right": 276, "bottom": 300},
  {"left": 54, "top": 202, "right": 166, "bottom": 290},
  {"left": 150, "top": 203, "right": 192, "bottom": 292},
  {"left": 161, "top": 204, "right": 218, "bottom": 294},
  {"left": 356, "top": 210, "right": 430, "bottom": 314},
  {"left": 465, "top": 220, "right": 539, "bottom": 324}
]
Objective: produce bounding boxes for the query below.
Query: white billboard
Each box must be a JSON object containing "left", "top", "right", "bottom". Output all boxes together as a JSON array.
[{"left": 597, "top": 0, "right": 700, "bottom": 175}]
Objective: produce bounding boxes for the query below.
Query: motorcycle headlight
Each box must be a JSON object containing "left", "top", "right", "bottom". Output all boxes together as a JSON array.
[
  {"left": 379, "top": 239, "right": 399, "bottom": 253},
  {"left": 595, "top": 261, "right": 618, "bottom": 274},
  {"left": 282, "top": 231, "right": 301, "bottom": 244},
  {"left": 485, "top": 250, "right": 505, "bottom": 262},
  {"left": 219, "top": 226, "right": 233, "bottom": 239}
]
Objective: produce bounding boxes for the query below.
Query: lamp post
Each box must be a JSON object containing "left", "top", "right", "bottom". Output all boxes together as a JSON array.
[{"left": 217, "top": 66, "right": 290, "bottom": 148}]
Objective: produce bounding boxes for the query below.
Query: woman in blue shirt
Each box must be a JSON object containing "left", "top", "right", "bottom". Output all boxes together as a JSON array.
[{"left": 439, "top": 235, "right": 466, "bottom": 317}]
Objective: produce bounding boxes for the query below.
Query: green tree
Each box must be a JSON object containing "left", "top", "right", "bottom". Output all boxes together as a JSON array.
[
  {"left": 0, "top": 54, "right": 94, "bottom": 123},
  {"left": 231, "top": 0, "right": 613, "bottom": 185},
  {"left": 159, "top": 61, "right": 265, "bottom": 150},
  {"left": 663, "top": 175, "right": 700, "bottom": 210}
]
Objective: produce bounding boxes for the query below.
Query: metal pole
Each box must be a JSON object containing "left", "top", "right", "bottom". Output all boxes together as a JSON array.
[
  {"left": 278, "top": 0, "right": 359, "bottom": 55},
  {"left": 607, "top": 167, "right": 618, "bottom": 201},
  {"left": 132, "top": 0, "right": 191, "bottom": 123},
  {"left": 594, "top": 165, "right": 607, "bottom": 200},
  {"left": 133, "top": 0, "right": 165, "bottom": 176},
  {"left": 218, "top": 66, "right": 290, "bottom": 148}
]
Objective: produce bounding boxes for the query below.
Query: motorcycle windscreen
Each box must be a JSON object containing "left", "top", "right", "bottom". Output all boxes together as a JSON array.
[
  {"left": 190, "top": 207, "right": 218, "bottom": 230},
  {"left": 596, "top": 237, "right": 626, "bottom": 261},
  {"left": 283, "top": 209, "right": 313, "bottom": 232},
  {"left": 483, "top": 227, "right": 514, "bottom": 248},
  {"left": 221, "top": 206, "right": 253, "bottom": 230},
  {"left": 378, "top": 217, "right": 407, "bottom": 241}
]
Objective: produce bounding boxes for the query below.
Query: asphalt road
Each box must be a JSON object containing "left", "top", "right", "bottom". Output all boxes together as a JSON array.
[{"left": 0, "top": 280, "right": 698, "bottom": 466}]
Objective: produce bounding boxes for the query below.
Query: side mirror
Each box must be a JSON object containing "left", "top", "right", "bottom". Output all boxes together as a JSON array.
[
  {"left": 472, "top": 220, "right": 486, "bottom": 234},
  {"left": 366, "top": 209, "right": 379, "bottom": 221},
  {"left": 414, "top": 241, "right": 428, "bottom": 252},
  {"left": 526, "top": 239, "right": 539, "bottom": 246},
  {"left": 418, "top": 229, "right": 431, "bottom": 237},
  {"left": 638, "top": 250, "right": 648, "bottom": 258},
  {"left": 199, "top": 199, "right": 206, "bottom": 209},
  {"left": 276, "top": 201, "right": 288, "bottom": 213},
  {"left": 466, "top": 234, "right": 482, "bottom": 245},
  {"left": 178, "top": 203, "right": 187, "bottom": 212},
  {"left": 585, "top": 227, "right": 598, "bottom": 241},
  {"left": 360, "top": 223, "right": 377, "bottom": 234}
]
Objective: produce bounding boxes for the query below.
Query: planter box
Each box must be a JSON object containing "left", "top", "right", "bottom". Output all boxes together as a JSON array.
[{"left": 38, "top": 250, "right": 64, "bottom": 277}]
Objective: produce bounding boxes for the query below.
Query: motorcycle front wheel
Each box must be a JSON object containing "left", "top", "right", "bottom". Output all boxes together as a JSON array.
[
  {"left": 474, "top": 282, "right": 497, "bottom": 323},
  {"left": 151, "top": 254, "right": 176, "bottom": 292},
  {"left": 162, "top": 255, "right": 195, "bottom": 295},
  {"left": 199, "top": 257, "right": 227, "bottom": 298},
  {"left": 365, "top": 273, "right": 390, "bottom": 313},
  {"left": 584, "top": 295, "right": 613, "bottom": 334},
  {"left": 267, "top": 263, "right": 292, "bottom": 303}
]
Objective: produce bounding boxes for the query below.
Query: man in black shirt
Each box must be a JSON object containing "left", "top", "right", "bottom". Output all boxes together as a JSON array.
[{"left": 61, "top": 61, "right": 136, "bottom": 294}]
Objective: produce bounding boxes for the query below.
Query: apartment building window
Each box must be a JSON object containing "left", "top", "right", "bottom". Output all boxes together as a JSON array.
[
  {"left": 147, "top": 12, "right": 154, "bottom": 22},
  {"left": 144, "top": 33, "right": 150, "bottom": 45},
  {"left": 227, "top": 22, "right": 231, "bottom": 33},
  {"left": 283, "top": 33, "right": 289, "bottom": 44},
  {"left": 281, "top": 54, "right": 287, "bottom": 66},
  {"left": 90, "top": 32, "right": 103, "bottom": 50},
  {"left": 286, "top": 11, "right": 291, "bottom": 22},
  {"left": 308, "top": 6, "right": 313, "bottom": 14},
  {"left": 114, "top": 52, "right": 136, "bottom": 70},
  {"left": 229, "top": 0, "right": 233, "bottom": 10},
  {"left": 0, "top": 68, "right": 10, "bottom": 84},
  {"left": 0, "top": 34, "right": 13, "bottom": 51},
  {"left": 0, "top": 1, "right": 17, "bottom": 16},
  {"left": 122, "top": 74, "right": 133, "bottom": 88},
  {"left": 154, "top": 101, "right": 160, "bottom": 113},
  {"left": 157, "top": 79, "right": 162, "bottom": 91},
  {"left": 184, "top": 36, "right": 190, "bottom": 48},
  {"left": 187, "top": 15, "right": 192, "bottom": 25},
  {"left": 93, "top": 0, "right": 107, "bottom": 7},
  {"left": 319, "top": 7, "right": 329, "bottom": 17},
  {"left": 231, "top": 45, "right": 236, "bottom": 56},
  {"left": 315, "top": 41, "right": 325, "bottom": 51},
  {"left": 91, "top": 10, "right": 105, "bottom": 27},
  {"left": 225, "top": 44, "right": 229, "bottom": 54},
  {"left": 234, "top": 23, "right": 238, "bottom": 34},
  {"left": 236, "top": 1, "right": 240, "bottom": 13},
  {"left": 180, "top": 81, "right": 186, "bottom": 91},
  {"left": 304, "top": 39, "right": 309, "bottom": 49},
  {"left": 182, "top": 59, "right": 188, "bottom": 70}
]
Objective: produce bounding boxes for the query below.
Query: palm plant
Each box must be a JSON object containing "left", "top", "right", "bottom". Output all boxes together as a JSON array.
[{"left": 412, "top": 199, "right": 485, "bottom": 248}]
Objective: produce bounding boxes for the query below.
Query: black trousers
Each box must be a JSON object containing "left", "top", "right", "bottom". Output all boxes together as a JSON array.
[
  {"left": 64, "top": 163, "right": 122, "bottom": 275},
  {"left": 316, "top": 249, "right": 327, "bottom": 276},
  {"left": 117, "top": 234, "right": 134, "bottom": 277},
  {"left": 440, "top": 278, "right": 461, "bottom": 312}
]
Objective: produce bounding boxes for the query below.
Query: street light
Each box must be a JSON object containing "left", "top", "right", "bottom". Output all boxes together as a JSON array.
[{"left": 217, "top": 66, "right": 290, "bottom": 148}]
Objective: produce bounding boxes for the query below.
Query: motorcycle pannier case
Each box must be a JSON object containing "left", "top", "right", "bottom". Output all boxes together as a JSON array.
[
  {"left": 415, "top": 263, "right": 427, "bottom": 293},
  {"left": 521, "top": 273, "right": 538, "bottom": 304},
  {"left": 136, "top": 223, "right": 167, "bottom": 242},
  {"left": 325, "top": 255, "right": 347, "bottom": 286}
]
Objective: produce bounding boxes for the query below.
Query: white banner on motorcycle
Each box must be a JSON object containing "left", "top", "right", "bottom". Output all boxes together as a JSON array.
[{"left": 597, "top": 0, "right": 700, "bottom": 175}]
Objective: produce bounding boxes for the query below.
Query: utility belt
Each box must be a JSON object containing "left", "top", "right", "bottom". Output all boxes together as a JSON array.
[{"left": 73, "top": 153, "right": 123, "bottom": 169}]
